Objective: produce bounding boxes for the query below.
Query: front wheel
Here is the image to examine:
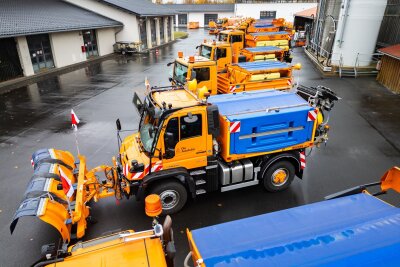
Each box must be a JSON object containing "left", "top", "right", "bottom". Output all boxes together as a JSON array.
[
  {"left": 148, "top": 180, "right": 188, "bottom": 215},
  {"left": 261, "top": 160, "right": 295, "bottom": 192}
]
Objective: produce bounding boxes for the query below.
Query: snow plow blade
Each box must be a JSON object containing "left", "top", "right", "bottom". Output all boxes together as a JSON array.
[{"left": 10, "top": 149, "right": 117, "bottom": 242}]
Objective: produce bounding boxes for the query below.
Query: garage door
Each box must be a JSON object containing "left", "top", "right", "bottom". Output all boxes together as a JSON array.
[
  {"left": 0, "top": 38, "right": 23, "bottom": 82},
  {"left": 178, "top": 14, "right": 187, "bottom": 26},
  {"left": 204, "top": 14, "right": 218, "bottom": 27}
]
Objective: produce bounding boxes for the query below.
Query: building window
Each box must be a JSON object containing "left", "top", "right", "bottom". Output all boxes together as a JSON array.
[{"left": 260, "top": 11, "right": 277, "bottom": 19}]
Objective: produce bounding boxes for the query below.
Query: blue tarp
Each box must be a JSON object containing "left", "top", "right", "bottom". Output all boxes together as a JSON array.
[
  {"left": 244, "top": 46, "right": 283, "bottom": 53},
  {"left": 191, "top": 193, "right": 400, "bottom": 267},
  {"left": 236, "top": 61, "right": 289, "bottom": 71},
  {"left": 250, "top": 31, "right": 288, "bottom": 36}
]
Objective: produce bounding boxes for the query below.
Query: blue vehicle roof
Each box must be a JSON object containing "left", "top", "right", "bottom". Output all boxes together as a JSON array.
[
  {"left": 235, "top": 61, "right": 289, "bottom": 71},
  {"left": 208, "top": 90, "right": 308, "bottom": 121},
  {"left": 244, "top": 46, "right": 283, "bottom": 53},
  {"left": 191, "top": 193, "right": 400, "bottom": 267},
  {"left": 250, "top": 31, "right": 288, "bottom": 36}
]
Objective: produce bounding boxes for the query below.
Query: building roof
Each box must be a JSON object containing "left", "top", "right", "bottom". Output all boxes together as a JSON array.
[
  {"left": 379, "top": 44, "right": 400, "bottom": 60},
  {"left": 164, "top": 4, "right": 235, "bottom": 13},
  {"left": 294, "top": 6, "right": 317, "bottom": 19},
  {"left": 0, "top": 0, "right": 122, "bottom": 39},
  {"left": 99, "top": 0, "right": 176, "bottom": 16}
]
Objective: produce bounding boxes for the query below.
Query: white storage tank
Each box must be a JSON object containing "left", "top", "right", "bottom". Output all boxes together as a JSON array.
[{"left": 331, "top": 0, "right": 387, "bottom": 67}]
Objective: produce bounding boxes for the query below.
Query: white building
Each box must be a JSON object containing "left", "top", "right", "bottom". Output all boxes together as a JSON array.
[
  {"left": 0, "top": 0, "right": 176, "bottom": 82},
  {"left": 165, "top": 4, "right": 235, "bottom": 27},
  {"left": 235, "top": 1, "right": 318, "bottom": 22}
]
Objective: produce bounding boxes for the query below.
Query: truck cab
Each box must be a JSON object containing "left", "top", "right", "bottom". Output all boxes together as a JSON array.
[
  {"left": 198, "top": 41, "right": 234, "bottom": 71},
  {"left": 170, "top": 54, "right": 218, "bottom": 94},
  {"left": 218, "top": 30, "right": 245, "bottom": 51}
]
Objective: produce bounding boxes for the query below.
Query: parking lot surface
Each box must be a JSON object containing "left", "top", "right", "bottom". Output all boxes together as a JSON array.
[{"left": 1, "top": 29, "right": 400, "bottom": 266}]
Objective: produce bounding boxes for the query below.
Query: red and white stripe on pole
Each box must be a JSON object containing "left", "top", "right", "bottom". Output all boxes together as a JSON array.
[
  {"left": 229, "top": 85, "right": 237, "bottom": 92},
  {"left": 300, "top": 151, "right": 306, "bottom": 170},
  {"left": 71, "top": 109, "right": 80, "bottom": 131},
  {"left": 230, "top": 121, "right": 241, "bottom": 133},
  {"left": 307, "top": 109, "right": 318, "bottom": 122}
]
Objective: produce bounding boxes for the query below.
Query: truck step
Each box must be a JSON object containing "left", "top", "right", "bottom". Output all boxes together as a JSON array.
[
  {"left": 190, "top": 170, "right": 206, "bottom": 176},
  {"left": 195, "top": 179, "right": 206, "bottom": 185},
  {"left": 196, "top": 189, "right": 206, "bottom": 195}
]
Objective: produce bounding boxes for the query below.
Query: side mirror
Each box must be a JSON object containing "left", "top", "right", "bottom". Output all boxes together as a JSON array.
[
  {"left": 116, "top": 119, "right": 121, "bottom": 131},
  {"left": 195, "top": 45, "right": 199, "bottom": 49},
  {"left": 169, "top": 77, "right": 173, "bottom": 82},
  {"left": 167, "top": 62, "right": 174, "bottom": 67},
  {"left": 164, "top": 132, "right": 175, "bottom": 159}
]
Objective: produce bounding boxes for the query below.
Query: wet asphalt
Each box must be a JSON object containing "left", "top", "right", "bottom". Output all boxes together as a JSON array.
[{"left": 1, "top": 28, "right": 400, "bottom": 266}]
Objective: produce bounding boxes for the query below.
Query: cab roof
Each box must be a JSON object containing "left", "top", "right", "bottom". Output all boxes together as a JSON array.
[
  {"left": 202, "top": 41, "right": 231, "bottom": 47},
  {"left": 151, "top": 88, "right": 200, "bottom": 109},
  {"left": 175, "top": 56, "right": 214, "bottom": 66}
]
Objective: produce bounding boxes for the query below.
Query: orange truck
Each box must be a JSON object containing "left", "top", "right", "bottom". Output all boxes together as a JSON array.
[
  {"left": 208, "top": 18, "right": 228, "bottom": 35},
  {"left": 169, "top": 53, "right": 301, "bottom": 95}
]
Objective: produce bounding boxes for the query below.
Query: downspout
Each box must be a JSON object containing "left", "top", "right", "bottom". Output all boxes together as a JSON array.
[{"left": 338, "top": 0, "right": 351, "bottom": 48}]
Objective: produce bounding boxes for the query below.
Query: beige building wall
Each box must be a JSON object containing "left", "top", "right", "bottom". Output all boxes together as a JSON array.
[
  {"left": 15, "top": 36, "right": 34, "bottom": 76},
  {"left": 50, "top": 31, "right": 86, "bottom": 68},
  {"left": 64, "top": 0, "right": 137, "bottom": 42},
  {"left": 97, "top": 27, "right": 116, "bottom": 56}
]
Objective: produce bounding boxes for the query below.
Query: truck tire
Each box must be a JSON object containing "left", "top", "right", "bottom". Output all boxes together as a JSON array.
[
  {"left": 261, "top": 160, "right": 295, "bottom": 192},
  {"left": 149, "top": 180, "right": 188, "bottom": 215}
]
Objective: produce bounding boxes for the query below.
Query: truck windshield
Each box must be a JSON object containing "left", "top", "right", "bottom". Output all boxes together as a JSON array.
[
  {"left": 200, "top": 45, "right": 212, "bottom": 59},
  {"left": 217, "top": 19, "right": 223, "bottom": 25},
  {"left": 173, "top": 62, "right": 188, "bottom": 85},
  {"left": 218, "top": 33, "right": 228, "bottom": 42},
  {"left": 139, "top": 99, "right": 162, "bottom": 153}
]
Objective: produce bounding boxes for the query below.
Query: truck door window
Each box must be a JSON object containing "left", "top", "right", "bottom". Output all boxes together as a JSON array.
[
  {"left": 231, "top": 35, "right": 243, "bottom": 43},
  {"left": 216, "top": 48, "right": 227, "bottom": 59},
  {"left": 193, "top": 68, "right": 210, "bottom": 83},
  {"left": 165, "top": 117, "right": 179, "bottom": 148},
  {"left": 180, "top": 114, "right": 202, "bottom": 140}
]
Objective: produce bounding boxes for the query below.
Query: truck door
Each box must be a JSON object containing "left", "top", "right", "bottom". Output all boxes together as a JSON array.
[
  {"left": 215, "top": 47, "right": 228, "bottom": 70},
  {"left": 191, "top": 67, "right": 212, "bottom": 93},
  {"left": 231, "top": 34, "right": 244, "bottom": 51},
  {"left": 162, "top": 111, "right": 208, "bottom": 170}
]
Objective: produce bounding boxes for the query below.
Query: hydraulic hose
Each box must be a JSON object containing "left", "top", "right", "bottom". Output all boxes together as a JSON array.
[{"left": 184, "top": 251, "right": 193, "bottom": 267}]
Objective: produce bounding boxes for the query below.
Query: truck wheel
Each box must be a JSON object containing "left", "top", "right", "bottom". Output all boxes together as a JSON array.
[
  {"left": 261, "top": 161, "right": 295, "bottom": 192},
  {"left": 149, "top": 180, "right": 187, "bottom": 215}
]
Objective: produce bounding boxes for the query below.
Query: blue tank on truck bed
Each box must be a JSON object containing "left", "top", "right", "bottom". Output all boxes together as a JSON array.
[{"left": 209, "top": 90, "right": 316, "bottom": 157}]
